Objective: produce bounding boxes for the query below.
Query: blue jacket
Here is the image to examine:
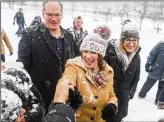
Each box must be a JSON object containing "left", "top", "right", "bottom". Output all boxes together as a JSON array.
[
  {"left": 158, "top": 86, "right": 164, "bottom": 102},
  {"left": 147, "top": 41, "right": 164, "bottom": 81}
]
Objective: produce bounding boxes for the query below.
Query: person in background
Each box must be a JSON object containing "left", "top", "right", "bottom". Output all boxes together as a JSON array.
[
  {"left": 57, "top": 33, "right": 118, "bottom": 122},
  {"left": 30, "top": 16, "right": 42, "bottom": 27},
  {"left": 13, "top": 8, "right": 26, "bottom": 37},
  {"left": 1, "top": 62, "right": 45, "bottom": 122},
  {"left": 17, "top": 0, "right": 78, "bottom": 112},
  {"left": 138, "top": 40, "right": 164, "bottom": 105},
  {"left": 67, "top": 16, "right": 88, "bottom": 55},
  {"left": 1, "top": 28, "right": 13, "bottom": 62},
  {"left": 104, "top": 22, "right": 141, "bottom": 122}
]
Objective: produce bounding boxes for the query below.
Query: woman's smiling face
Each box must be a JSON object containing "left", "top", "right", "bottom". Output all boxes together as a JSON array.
[{"left": 82, "top": 50, "right": 98, "bottom": 70}]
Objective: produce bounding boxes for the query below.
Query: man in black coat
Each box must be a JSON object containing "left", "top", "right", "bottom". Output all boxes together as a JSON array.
[
  {"left": 138, "top": 41, "right": 164, "bottom": 105},
  {"left": 17, "top": 0, "right": 78, "bottom": 112},
  {"left": 13, "top": 8, "right": 26, "bottom": 37},
  {"left": 104, "top": 22, "right": 141, "bottom": 122}
]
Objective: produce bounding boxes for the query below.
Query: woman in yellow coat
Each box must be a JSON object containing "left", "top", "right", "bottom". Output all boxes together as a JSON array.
[
  {"left": 57, "top": 32, "right": 118, "bottom": 122},
  {"left": 1, "top": 28, "right": 13, "bottom": 62}
]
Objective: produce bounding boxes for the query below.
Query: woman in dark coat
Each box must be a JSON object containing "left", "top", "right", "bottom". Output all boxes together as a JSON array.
[
  {"left": 104, "top": 22, "right": 141, "bottom": 122},
  {"left": 138, "top": 41, "right": 164, "bottom": 104},
  {"left": 1, "top": 62, "right": 45, "bottom": 122}
]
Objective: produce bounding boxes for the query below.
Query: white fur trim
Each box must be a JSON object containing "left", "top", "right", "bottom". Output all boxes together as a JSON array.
[{"left": 114, "top": 39, "right": 138, "bottom": 72}]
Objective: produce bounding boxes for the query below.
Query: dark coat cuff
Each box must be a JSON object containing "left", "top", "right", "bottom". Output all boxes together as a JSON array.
[{"left": 45, "top": 102, "right": 75, "bottom": 122}]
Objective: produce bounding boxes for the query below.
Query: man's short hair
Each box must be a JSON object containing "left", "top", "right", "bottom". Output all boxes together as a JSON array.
[
  {"left": 74, "top": 16, "right": 83, "bottom": 24},
  {"left": 42, "top": 0, "right": 63, "bottom": 12},
  {"left": 74, "top": 16, "right": 82, "bottom": 20}
]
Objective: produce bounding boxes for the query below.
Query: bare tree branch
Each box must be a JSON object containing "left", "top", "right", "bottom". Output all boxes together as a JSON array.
[
  {"left": 98, "top": 3, "right": 113, "bottom": 24},
  {"left": 134, "top": 1, "right": 148, "bottom": 30}
]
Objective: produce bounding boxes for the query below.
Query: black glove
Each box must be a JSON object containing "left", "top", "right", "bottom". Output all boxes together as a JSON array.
[
  {"left": 9, "top": 52, "right": 13, "bottom": 56},
  {"left": 13, "top": 22, "right": 15, "bottom": 25},
  {"left": 145, "top": 62, "right": 152, "bottom": 72},
  {"left": 102, "top": 103, "right": 117, "bottom": 121},
  {"left": 67, "top": 87, "right": 83, "bottom": 111},
  {"left": 24, "top": 23, "right": 27, "bottom": 26}
]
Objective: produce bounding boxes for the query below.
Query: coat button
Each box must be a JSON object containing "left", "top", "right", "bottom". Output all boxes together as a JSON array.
[
  {"left": 95, "top": 96, "right": 98, "bottom": 99},
  {"left": 93, "top": 107, "right": 96, "bottom": 110},
  {"left": 90, "top": 117, "right": 94, "bottom": 120}
]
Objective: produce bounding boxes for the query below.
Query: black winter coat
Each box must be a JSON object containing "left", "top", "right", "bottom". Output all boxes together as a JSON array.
[
  {"left": 43, "top": 103, "right": 75, "bottom": 122},
  {"left": 17, "top": 24, "right": 78, "bottom": 110},
  {"left": 147, "top": 41, "right": 164, "bottom": 81},
  {"left": 104, "top": 41, "right": 141, "bottom": 119}
]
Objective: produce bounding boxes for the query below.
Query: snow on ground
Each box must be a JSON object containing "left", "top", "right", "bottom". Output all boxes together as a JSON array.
[{"left": 1, "top": 4, "right": 164, "bottom": 121}]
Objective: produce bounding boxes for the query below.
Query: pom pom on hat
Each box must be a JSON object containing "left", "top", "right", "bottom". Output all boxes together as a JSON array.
[
  {"left": 93, "top": 25, "right": 111, "bottom": 40},
  {"left": 1, "top": 88, "right": 22, "bottom": 122},
  {"left": 121, "top": 22, "right": 139, "bottom": 40},
  {"left": 122, "top": 19, "right": 131, "bottom": 27},
  {"left": 80, "top": 33, "right": 108, "bottom": 57}
]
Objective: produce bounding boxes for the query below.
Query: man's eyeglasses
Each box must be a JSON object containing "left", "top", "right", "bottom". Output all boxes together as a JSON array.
[
  {"left": 124, "top": 38, "right": 139, "bottom": 44},
  {"left": 44, "top": 11, "right": 62, "bottom": 19}
]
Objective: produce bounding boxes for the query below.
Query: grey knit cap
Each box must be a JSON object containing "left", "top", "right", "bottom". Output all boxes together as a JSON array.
[{"left": 121, "top": 22, "right": 139, "bottom": 40}]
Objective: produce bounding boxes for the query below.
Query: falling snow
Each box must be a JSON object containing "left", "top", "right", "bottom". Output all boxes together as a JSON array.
[{"left": 1, "top": 5, "right": 164, "bottom": 121}]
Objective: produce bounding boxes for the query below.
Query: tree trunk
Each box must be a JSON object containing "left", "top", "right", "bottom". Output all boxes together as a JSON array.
[
  {"left": 140, "top": 18, "right": 143, "bottom": 30},
  {"left": 121, "top": 16, "right": 123, "bottom": 25},
  {"left": 105, "top": 15, "right": 108, "bottom": 24}
]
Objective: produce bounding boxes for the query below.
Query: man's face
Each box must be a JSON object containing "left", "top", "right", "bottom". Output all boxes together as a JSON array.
[
  {"left": 19, "top": 9, "right": 23, "bottom": 13},
  {"left": 42, "top": 2, "right": 63, "bottom": 31},
  {"left": 74, "top": 19, "right": 83, "bottom": 30}
]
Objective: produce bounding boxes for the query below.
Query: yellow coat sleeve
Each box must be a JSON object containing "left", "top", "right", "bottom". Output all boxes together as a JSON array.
[
  {"left": 3, "top": 30, "right": 13, "bottom": 53},
  {"left": 58, "top": 63, "right": 78, "bottom": 86}
]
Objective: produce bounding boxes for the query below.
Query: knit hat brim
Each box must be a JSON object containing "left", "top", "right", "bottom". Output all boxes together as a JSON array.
[{"left": 80, "top": 33, "right": 108, "bottom": 57}]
